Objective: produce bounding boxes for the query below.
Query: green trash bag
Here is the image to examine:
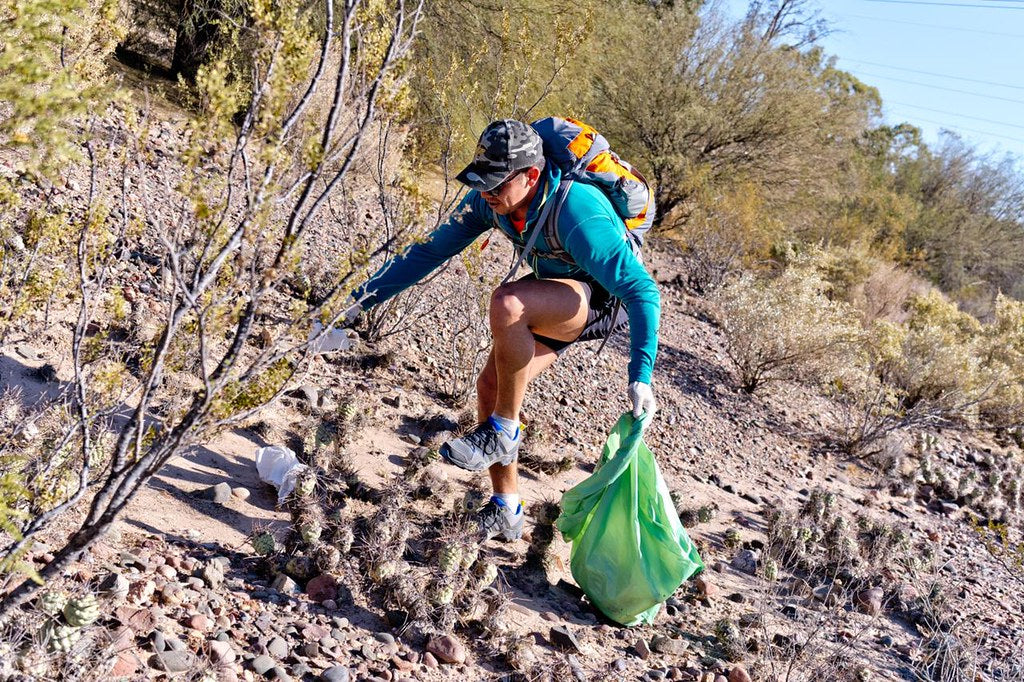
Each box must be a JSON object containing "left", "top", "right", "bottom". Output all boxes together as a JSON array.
[{"left": 556, "top": 412, "right": 703, "bottom": 626}]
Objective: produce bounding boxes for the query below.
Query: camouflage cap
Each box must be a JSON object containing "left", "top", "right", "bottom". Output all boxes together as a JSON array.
[{"left": 456, "top": 119, "right": 544, "bottom": 192}]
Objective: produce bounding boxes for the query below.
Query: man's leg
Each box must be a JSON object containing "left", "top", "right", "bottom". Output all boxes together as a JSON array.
[
  {"left": 475, "top": 342, "right": 560, "bottom": 497},
  {"left": 487, "top": 278, "right": 590, "bottom": 423}
]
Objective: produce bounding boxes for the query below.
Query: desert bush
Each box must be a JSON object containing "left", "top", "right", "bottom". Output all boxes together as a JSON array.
[
  {"left": 0, "top": 0, "right": 424, "bottom": 624},
  {"left": 834, "top": 290, "right": 997, "bottom": 453},
  {"left": 976, "top": 294, "right": 1024, "bottom": 428},
  {"left": 712, "top": 260, "right": 862, "bottom": 393}
]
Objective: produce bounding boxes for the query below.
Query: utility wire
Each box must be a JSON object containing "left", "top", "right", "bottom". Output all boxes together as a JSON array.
[
  {"left": 863, "top": 0, "right": 1024, "bottom": 8},
  {"left": 888, "top": 101, "right": 1024, "bottom": 131},
  {"left": 841, "top": 58, "right": 1024, "bottom": 91},
  {"left": 839, "top": 12, "right": 1024, "bottom": 38},
  {"left": 896, "top": 116, "right": 1024, "bottom": 145},
  {"left": 852, "top": 70, "right": 1024, "bottom": 106}
]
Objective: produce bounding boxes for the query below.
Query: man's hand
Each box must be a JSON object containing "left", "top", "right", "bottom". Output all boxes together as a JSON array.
[
  {"left": 628, "top": 381, "right": 656, "bottom": 419},
  {"left": 309, "top": 302, "right": 362, "bottom": 353}
]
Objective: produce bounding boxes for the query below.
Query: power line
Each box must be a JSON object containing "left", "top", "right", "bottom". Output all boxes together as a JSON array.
[
  {"left": 863, "top": 0, "right": 1024, "bottom": 8},
  {"left": 888, "top": 101, "right": 1024, "bottom": 131},
  {"left": 896, "top": 115, "right": 1024, "bottom": 145},
  {"left": 839, "top": 12, "right": 1024, "bottom": 38},
  {"left": 841, "top": 58, "right": 1024, "bottom": 91},
  {"left": 852, "top": 70, "right": 1024, "bottom": 106}
]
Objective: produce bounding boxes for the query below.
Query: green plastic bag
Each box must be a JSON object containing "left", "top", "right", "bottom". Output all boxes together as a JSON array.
[{"left": 556, "top": 412, "right": 703, "bottom": 626}]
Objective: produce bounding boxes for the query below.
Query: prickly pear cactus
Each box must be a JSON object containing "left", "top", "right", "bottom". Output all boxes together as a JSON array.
[
  {"left": 40, "top": 620, "right": 81, "bottom": 653},
  {"left": 63, "top": 594, "right": 99, "bottom": 627},
  {"left": 438, "top": 543, "right": 463, "bottom": 575},
  {"left": 37, "top": 591, "right": 67, "bottom": 617},
  {"left": 252, "top": 531, "right": 276, "bottom": 556}
]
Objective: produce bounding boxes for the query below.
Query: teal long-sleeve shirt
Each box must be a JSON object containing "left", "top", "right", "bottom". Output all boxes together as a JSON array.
[{"left": 353, "top": 164, "right": 660, "bottom": 384}]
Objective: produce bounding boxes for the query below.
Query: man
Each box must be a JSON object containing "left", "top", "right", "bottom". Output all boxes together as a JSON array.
[{"left": 323, "top": 119, "right": 659, "bottom": 542}]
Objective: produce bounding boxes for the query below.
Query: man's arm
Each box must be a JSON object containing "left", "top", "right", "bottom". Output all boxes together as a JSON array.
[
  {"left": 558, "top": 212, "right": 660, "bottom": 386},
  {"left": 352, "top": 192, "right": 493, "bottom": 308}
]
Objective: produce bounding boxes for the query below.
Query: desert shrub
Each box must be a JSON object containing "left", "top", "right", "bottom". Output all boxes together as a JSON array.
[
  {"left": 976, "top": 294, "right": 1024, "bottom": 428},
  {"left": 713, "top": 260, "right": 862, "bottom": 393},
  {"left": 0, "top": 0, "right": 424, "bottom": 625}
]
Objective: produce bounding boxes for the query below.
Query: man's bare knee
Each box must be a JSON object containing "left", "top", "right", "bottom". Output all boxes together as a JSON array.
[{"left": 490, "top": 283, "right": 526, "bottom": 327}]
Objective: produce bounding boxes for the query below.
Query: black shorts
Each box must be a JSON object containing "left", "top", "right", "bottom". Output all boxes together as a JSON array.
[{"left": 524, "top": 277, "right": 629, "bottom": 354}]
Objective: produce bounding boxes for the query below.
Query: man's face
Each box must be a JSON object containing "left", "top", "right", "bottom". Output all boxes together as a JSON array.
[{"left": 481, "top": 167, "right": 541, "bottom": 215}]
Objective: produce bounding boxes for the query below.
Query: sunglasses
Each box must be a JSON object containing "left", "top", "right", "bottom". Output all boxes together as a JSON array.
[{"left": 483, "top": 170, "right": 525, "bottom": 196}]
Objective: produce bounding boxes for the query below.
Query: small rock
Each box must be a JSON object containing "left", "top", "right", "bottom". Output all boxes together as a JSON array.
[
  {"left": 726, "top": 592, "right": 745, "bottom": 604},
  {"left": 208, "top": 640, "right": 236, "bottom": 665},
  {"left": 422, "top": 652, "right": 439, "bottom": 669},
  {"left": 251, "top": 654, "right": 276, "bottom": 675},
  {"left": 320, "top": 666, "right": 351, "bottom": 682},
  {"left": 289, "top": 385, "right": 320, "bottom": 407},
  {"left": 267, "top": 636, "right": 289, "bottom": 659},
  {"left": 188, "top": 614, "right": 210, "bottom": 632},
  {"left": 425, "top": 635, "right": 466, "bottom": 664},
  {"left": 728, "top": 665, "right": 752, "bottom": 682},
  {"left": 730, "top": 550, "right": 758, "bottom": 575},
  {"left": 855, "top": 587, "right": 884, "bottom": 617},
  {"left": 306, "top": 574, "right": 339, "bottom": 603},
  {"left": 200, "top": 560, "right": 225, "bottom": 589},
  {"left": 99, "top": 572, "right": 130, "bottom": 600},
  {"left": 270, "top": 573, "right": 298, "bottom": 594},
  {"left": 232, "top": 487, "right": 251, "bottom": 501},
  {"left": 201, "top": 482, "right": 233, "bottom": 504},
  {"left": 633, "top": 637, "right": 651, "bottom": 660},
  {"left": 651, "top": 634, "right": 688, "bottom": 656},
  {"left": 270, "top": 665, "right": 291, "bottom": 681},
  {"left": 613, "top": 658, "right": 628, "bottom": 673},
  {"left": 695, "top": 575, "right": 716, "bottom": 599},
  {"left": 550, "top": 625, "right": 582, "bottom": 652},
  {"left": 323, "top": 599, "right": 338, "bottom": 611},
  {"left": 148, "top": 650, "right": 197, "bottom": 673}
]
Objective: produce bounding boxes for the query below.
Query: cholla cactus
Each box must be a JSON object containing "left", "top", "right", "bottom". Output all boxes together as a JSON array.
[
  {"left": 697, "top": 505, "right": 716, "bottom": 523},
  {"left": 429, "top": 579, "right": 455, "bottom": 606},
  {"left": 475, "top": 561, "right": 499, "bottom": 588},
  {"left": 438, "top": 542, "right": 463, "bottom": 575},
  {"left": 724, "top": 528, "right": 742, "bottom": 549},
  {"left": 40, "top": 620, "right": 80, "bottom": 653},
  {"left": 299, "top": 520, "right": 323, "bottom": 545},
  {"left": 762, "top": 558, "right": 778, "bottom": 582},
  {"left": 368, "top": 559, "right": 401, "bottom": 584},
  {"left": 714, "top": 619, "right": 744, "bottom": 661},
  {"left": 63, "top": 594, "right": 99, "bottom": 627},
  {"left": 37, "top": 591, "right": 67, "bottom": 617}
]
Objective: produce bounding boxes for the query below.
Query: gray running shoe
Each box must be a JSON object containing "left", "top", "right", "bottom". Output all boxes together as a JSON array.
[
  {"left": 440, "top": 418, "right": 519, "bottom": 471},
  {"left": 476, "top": 498, "right": 525, "bottom": 542}
]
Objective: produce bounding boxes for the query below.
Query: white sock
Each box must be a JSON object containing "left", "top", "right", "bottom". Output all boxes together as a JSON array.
[
  {"left": 489, "top": 413, "right": 520, "bottom": 440},
  {"left": 492, "top": 493, "right": 521, "bottom": 515}
]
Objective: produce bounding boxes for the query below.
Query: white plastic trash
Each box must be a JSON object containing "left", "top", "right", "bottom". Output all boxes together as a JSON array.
[
  {"left": 309, "top": 321, "right": 357, "bottom": 353},
  {"left": 255, "top": 445, "right": 308, "bottom": 506}
]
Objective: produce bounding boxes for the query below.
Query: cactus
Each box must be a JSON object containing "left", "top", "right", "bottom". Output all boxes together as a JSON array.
[
  {"left": 476, "top": 561, "right": 499, "bottom": 588},
  {"left": 252, "top": 531, "right": 276, "bottom": 556},
  {"left": 285, "top": 556, "right": 314, "bottom": 581},
  {"left": 37, "top": 591, "right": 67, "bottom": 617},
  {"left": 697, "top": 505, "right": 716, "bottom": 523},
  {"left": 724, "top": 528, "right": 742, "bottom": 549},
  {"left": 678, "top": 508, "right": 699, "bottom": 527},
  {"left": 439, "top": 543, "right": 463, "bottom": 575},
  {"left": 40, "top": 621, "right": 81, "bottom": 653},
  {"left": 314, "top": 545, "right": 342, "bottom": 572},
  {"left": 299, "top": 520, "right": 322, "bottom": 545},
  {"left": 297, "top": 471, "right": 317, "bottom": 498},
  {"left": 461, "top": 545, "right": 479, "bottom": 569},
  {"left": 762, "top": 558, "right": 778, "bottom": 582},
  {"left": 335, "top": 526, "right": 355, "bottom": 554},
  {"left": 430, "top": 582, "right": 455, "bottom": 606},
  {"left": 63, "top": 594, "right": 99, "bottom": 627},
  {"left": 369, "top": 560, "right": 399, "bottom": 583}
]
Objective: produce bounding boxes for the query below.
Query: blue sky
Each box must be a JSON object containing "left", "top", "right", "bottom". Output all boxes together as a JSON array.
[{"left": 720, "top": 0, "right": 1024, "bottom": 162}]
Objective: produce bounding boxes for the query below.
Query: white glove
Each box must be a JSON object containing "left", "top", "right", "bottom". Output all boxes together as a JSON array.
[
  {"left": 628, "top": 381, "right": 656, "bottom": 419},
  {"left": 308, "top": 302, "right": 361, "bottom": 353}
]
